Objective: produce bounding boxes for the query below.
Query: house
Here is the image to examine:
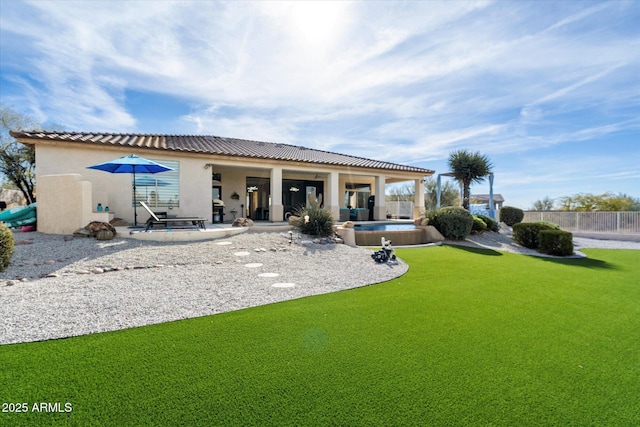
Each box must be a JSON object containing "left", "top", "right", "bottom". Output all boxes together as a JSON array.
[{"left": 10, "top": 131, "right": 434, "bottom": 234}]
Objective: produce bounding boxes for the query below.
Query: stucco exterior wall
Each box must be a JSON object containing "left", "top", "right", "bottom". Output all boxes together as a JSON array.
[{"left": 33, "top": 143, "right": 425, "bottom": 232}]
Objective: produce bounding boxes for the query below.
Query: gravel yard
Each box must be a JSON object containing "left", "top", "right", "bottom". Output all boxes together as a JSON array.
[{"left": 1, "top": 230, "right": 407, "bottom": 344}]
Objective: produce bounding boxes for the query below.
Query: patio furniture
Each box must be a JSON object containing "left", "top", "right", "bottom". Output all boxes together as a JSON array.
[{"left": 140, "top": 201, "right": 206, "bottom": 231}]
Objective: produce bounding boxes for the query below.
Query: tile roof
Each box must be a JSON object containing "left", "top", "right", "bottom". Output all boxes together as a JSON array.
[{"left": 11, "top": 131, "right": 434, "bottom": 174}]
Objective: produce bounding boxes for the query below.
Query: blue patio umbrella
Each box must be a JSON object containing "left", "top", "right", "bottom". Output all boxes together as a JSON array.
[{"left": 87, "top": 154, "right": 173, "bottom": 226}]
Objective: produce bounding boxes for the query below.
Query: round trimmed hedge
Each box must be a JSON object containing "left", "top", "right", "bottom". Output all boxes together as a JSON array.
[
  {"left": 500, "top": 206, "right": 524, "bottom": 226},
  {"left": 437, "top": 207, "right": 474, "bottom": 240}
]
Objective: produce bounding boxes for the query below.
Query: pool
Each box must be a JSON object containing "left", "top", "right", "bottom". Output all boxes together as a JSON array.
[
  {"left": 355, "top": 224, "right": 417, "bottom": 232},
  {"left": 354, "top": 223, "right": 428, "bottom": 246}
]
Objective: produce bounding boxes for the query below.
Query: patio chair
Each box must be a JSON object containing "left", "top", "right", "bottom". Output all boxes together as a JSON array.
[{"left": 140, "top": 201, "right": 206, "bottom": 231}]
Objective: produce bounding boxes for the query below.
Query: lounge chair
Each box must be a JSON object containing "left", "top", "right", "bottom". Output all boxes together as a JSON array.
[{"left": 140, "top": 201, "right": 206, "bottom": 231}]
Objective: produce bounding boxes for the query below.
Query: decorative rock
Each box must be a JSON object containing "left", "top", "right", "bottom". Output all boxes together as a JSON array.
[
  {"left": 6, "top": 280, "right": 16, "bottom": 286},
  {"left": 15, "top": 240, "right": 34, "bottom": 245},
  {"left": 76, "top": 270, "right": 91, "bottom": 275},
  {"left": 46, "top": 273, "right": 61, "bottom": 278},
  {"left": 85, "top": 221, "right": 116, "bottom": 235},
  {"left": 232, "top": 218, "right": 254, "bottom": 227},
  {"left": 91, "top": 268, "right": 104, "bottom": 274},
  {"left": 423, "top": 225, "right": 445, "bottom": 242},
  {"left": 109, "top": 218, "right": 128, "bottom": 227},
  {"left": 45, "top": 260, "right": 56, "bottom": 265},
  {"left": 73, "top": 228, "right": 92, "bottom": 237}
]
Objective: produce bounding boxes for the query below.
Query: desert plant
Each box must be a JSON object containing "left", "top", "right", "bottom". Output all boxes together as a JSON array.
[
  {"left": 291, "top": 194, "right": 334, "bottom": 237},
  {"left": 500, "top": 206, "right": 524, "bottom": 226},
  {"left": 472, "top": 216, "right": 487, "bottom": 234},
  {"left": 476, "top": 214, "right": 498, "bottom": 232},
  {"left": 447, "top": 150, "right": 493, "bottom": 210},
  {"left": 538, "top": 230, "right": 574, "bottom": 256},
  {"left": 0, "top": 222, "right": 15, "bottom": 272},
  {"left": 423, "top": 209, "right": 439, "bottom": 229},
  {"left": 513, "top": 222, "right": 559, "bottom": 249},
  {"left": 436, "top": 206, "right": 473, "bottom": 240}
]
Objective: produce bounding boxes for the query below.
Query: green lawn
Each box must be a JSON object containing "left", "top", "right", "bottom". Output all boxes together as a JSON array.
[{"left": 1, "top": 246, "right": 639, "bottom": 426}]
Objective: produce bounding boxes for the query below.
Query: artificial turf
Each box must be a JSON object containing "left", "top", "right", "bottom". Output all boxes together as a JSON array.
[{"left": 1, "top": 246, "right": 638, "bottom": 426}]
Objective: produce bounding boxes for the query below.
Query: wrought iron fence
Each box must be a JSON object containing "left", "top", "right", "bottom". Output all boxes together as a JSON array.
[{"left": 523, "top": 211, "right": 640, "bottom": 233}]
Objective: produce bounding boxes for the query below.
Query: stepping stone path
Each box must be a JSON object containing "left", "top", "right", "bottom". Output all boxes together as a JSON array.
[{"left": 233, "top": 248, "right": 297, "bottom": 288}]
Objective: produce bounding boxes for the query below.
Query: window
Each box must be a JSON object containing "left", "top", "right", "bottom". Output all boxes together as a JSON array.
[
  {"left": 133, "top": 160, "right": 180, "bottom": 208},
  {"left": 345, "top": 183, "right": 370, "bottom": 209}
]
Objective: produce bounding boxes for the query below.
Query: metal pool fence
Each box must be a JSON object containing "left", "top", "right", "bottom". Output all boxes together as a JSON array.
[{"left": 523, "top": 211, "right": 640, "bottom": 234}]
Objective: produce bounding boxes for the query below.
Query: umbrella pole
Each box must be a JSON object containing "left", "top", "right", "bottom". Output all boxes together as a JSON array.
[{"left": 133, "top": 169, "right": 138, "bottom": 226}]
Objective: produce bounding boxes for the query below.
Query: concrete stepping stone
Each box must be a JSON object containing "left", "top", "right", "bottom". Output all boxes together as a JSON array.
[
  {"left": 244, "top": 263, "right": 263, "bottom": 268},
  {"left": 272, "top": 283, "right": 296, "bottom": 288},
  {"left": 258, "top": 272, "right": 280, "bottom": 278}
]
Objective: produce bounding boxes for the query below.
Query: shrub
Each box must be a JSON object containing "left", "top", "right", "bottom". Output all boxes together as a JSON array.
[
  {"left": 500, "top": 206, "right": 524, "bottom": 226},
  {"left": 476, "top": 214, "right": 498, "bottom": 232},
  {"left": 538, "top": 230, "right": 574, "bottom": 256},
  {"left": 291, "top": 197, "right": 334, "bottom": 237},
  {"left": 0, "top": 222, "right": 15, "bottom": 272},
  {"left": 436, "top": 207, "right": 473, "bottom": 240},
  {"left": 423, "top": 210, "right": 439, "bottom": 229},
  {"left": 513, "top": 222, "right": 559, "bottom": 249},
  {"left": 472, "top": 216, "right": 487, "bottom": 234}
]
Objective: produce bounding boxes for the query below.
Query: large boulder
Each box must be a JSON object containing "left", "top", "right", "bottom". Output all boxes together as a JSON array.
[
  {"left": 414, "top": 218, "right": 429, "bottom": 226},
  {"left": 73, "top": 221, "right": 116, "bottom": 238},
  {"left": 232, "top": 218, "right": 254, "bottom": 227},
  {"left": 423, "top": 225, "right": 445, "bottom": 243}
]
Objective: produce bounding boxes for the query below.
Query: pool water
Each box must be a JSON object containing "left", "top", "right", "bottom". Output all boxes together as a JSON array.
[{"left": 355, "top": 224, "right": 417, "bottom": 232}]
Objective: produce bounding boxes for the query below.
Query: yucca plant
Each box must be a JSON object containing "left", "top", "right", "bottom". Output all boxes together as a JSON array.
[{"left": 291, "top": 194, "right": 334, "bottom": 237}]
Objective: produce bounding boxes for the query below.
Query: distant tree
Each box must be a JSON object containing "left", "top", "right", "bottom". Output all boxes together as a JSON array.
[
  {"left": 425, "top": 177, "right": 459, "bottom": 210},
  {"left": 447, "top": 150, "right": 493, "bottom": 210},
  {"left": 0, "top": 105, "right": 39, "bottom": 204},
  {"left": 386, "top": 178, "right": 459, "bottom": 210},
  {"left": 559, "top": 192, "right": 640, "bottom": 212},
  {"left": 531, "top": 196, "right": 555, "bottom": 211}
]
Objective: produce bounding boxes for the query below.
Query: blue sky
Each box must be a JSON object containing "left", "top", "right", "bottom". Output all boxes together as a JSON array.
[{"left": 1, "top": 0, "right": 638, "bottom": 209}]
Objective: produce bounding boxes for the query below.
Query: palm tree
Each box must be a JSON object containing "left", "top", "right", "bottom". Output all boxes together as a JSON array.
[{"left": 447, "top": 150, "right": 493, "bottom": 210}]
